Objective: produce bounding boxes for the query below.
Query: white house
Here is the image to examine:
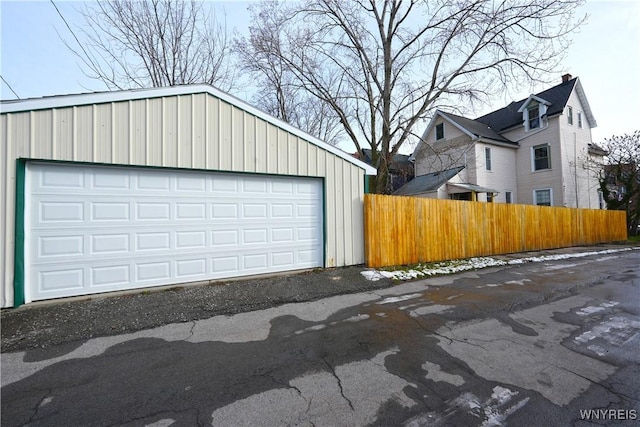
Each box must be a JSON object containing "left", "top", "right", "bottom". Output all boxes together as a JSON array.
[
  {"left": 0, "top": 85, "right": 376, "bottom": 307},
  {"left": 399, "top": 74, "right": 604, "bottom": 208}
]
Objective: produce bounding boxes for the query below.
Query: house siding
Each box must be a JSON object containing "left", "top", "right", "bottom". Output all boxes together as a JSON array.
[
  {"left": 503, "top": 118, "right": 564, "bottom": 206},
  {"left": 559, "top": 89, "right": 601, "bottom": 209},
  {"left": 0, "top": 92, "right": 367, "bottom": 307},
  {"left": 474, "top": 143, "right": 518, "bottom": 203},
  {"left": 415, "top": 133, "right": 473, "bottom": 176}
]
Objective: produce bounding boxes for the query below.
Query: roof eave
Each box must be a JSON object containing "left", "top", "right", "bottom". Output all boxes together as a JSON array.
[
  {"left": 411, "top": 110, "right": 476, "bottom": 161},
  {"left": 476, "top": 137, "right": 519, "bottom": 148},
  {"left": 574, "top": 78, "right": 597, "bottom": 128},
  {"left": 0, "top": 85, "right": 377, "bottom": 175},
  {"left": 517, "top": 94, "right": 552, "bottom": 112}
]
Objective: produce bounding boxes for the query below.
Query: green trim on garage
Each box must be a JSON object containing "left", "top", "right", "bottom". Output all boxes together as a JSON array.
[
  {"left": 321, "top": 178, "right": 327, "bottom": 268},
  {"left": 13, "top": 159, "right": 26, "bottom": 307}
]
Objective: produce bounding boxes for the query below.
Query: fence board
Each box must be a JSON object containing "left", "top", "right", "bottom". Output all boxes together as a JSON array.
[{"left": 364, "top": 194, "right": 628, "bottom": 268}]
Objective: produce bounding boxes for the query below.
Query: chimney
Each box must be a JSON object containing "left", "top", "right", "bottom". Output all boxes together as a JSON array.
[{"left": 562, "top": 73, "right": 572, "bottom": 83}]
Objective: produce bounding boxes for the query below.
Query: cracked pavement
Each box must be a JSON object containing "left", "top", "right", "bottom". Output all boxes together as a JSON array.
[{"left": 1, "top": 247, "right": 639, "bottom": 426}]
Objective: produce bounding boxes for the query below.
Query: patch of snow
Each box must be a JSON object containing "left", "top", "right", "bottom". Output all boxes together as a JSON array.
[
  {"left": 574, "top": 316, "right": 640, "bottom": 345},
  {"left": 344, "top": 314, "right": 370, "bottom": 322},
  {"left": 377, "top": 293, "right": 423, "bottom": 304},
  {"left": 587, "top": 345, "right": 608, "bottom": 356},
  {"left": 541, "top": 263, "right": 579, "bottom": 270},
  {"left": 490, "top": 386, "right": 518, "bottom": 406},
  {"left": 361, "top": 247, "right": 637, "bottom": 282},
  {"left": 416, "top": 387, "right": 528, "bottom": 427},
  {"left": 482, "top": 390, "right": 530, "bottom": 427},
  {"left": 360, "top": 270, "right": 387, "bottom": 281},
  {"left": 577, "top": 306, "right": 606, "bottom": 316},
  {"left": 504, "top": 279, "right": 532, "bottom": 286},
  {"left": 576, "top": 301, "right": 619, "bottom": 316}
]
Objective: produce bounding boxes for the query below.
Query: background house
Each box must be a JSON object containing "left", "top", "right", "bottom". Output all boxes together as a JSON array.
[
  {"left": 354, "top": 149, "right": 414, "bottom": 192},
  {"left": 0, "top": 85, "right": 376, "bottom": 307},
  {"left": 404, "top": 74, "right": 605, "bottom": 208}
]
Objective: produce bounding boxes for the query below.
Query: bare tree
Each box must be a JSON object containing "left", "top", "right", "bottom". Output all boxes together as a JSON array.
[
  {"left": 596, "top": 131, "right": 640, "bottom": 235},
  {"left": 233, "top": 1, "right": 344, "bottom": 145},
  {"left": 64, "top": 0, "right": 236, "bottom": 91},
  {"left": 243, "top": 0, "right": 585, "bottom": 193}
]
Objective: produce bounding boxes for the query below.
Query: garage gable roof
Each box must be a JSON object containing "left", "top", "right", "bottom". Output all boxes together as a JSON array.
[{"left": 1, "top": 84, "right": 377, "bottom": 175}]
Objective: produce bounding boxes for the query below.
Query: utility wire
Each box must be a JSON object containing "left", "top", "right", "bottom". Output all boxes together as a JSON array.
[
  {"left": 0, "top": 75, "right": 20, "bottom": 99},
  {"left": 49, "top": 0, "right": 101, "bottom": 74}
]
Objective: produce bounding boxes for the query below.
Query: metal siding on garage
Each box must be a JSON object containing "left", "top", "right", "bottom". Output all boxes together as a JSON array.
[
  {"left": 1, "top": 86, "right": 374, "bottom": 307},
  {"left": 25, "top": 162, "right": 323, "bottom": 301}
]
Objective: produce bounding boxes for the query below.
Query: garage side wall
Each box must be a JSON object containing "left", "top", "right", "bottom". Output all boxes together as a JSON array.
[{"left": 0, "top": 93, "right": 365, "bottom": 307}]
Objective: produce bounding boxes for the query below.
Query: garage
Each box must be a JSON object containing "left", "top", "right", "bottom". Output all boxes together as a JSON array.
[
  {"left": 1, "top": 84, "right": 375, "bottom": 307},
  {"left": 26, "top": 162, "right": 323, "bottom": 301}
]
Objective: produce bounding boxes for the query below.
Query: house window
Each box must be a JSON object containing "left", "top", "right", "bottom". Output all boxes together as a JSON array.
[
  {"left": 567, "top": 106, "right": 573, "bottom": 125},
  {"left": 528, "top": 104, "right": 540, "bottom": 129},
  {"left": 578, "top": 112, "right": 583, "bottom": 128},
  {"left": 505, "top": 191, "right": 512, "bottom": 204},
  {"left": 487, "top": 193, "right": 494, "bottom": 203},
  {"left": 485, "top": 147, "right": 492, "bottom": 171},
  {"left": 598, "top": 190, "right": 604, "bottom": 209},
  {"left": 435, "top": 123, "right": 444, "bottom": 140},
  {"left": 534, "top": 189, "right": 552, "bottom": 206},
  {"left": 532, "top": 144, "right": 551, "bottom": 171}
]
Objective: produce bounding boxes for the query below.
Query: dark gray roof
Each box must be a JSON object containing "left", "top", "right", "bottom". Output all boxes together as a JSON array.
[
  {"left": 439, "top": 112, "right": 516, "bottom": 145},
  {"left": 393, "top": 166, "right": 464, "bottom": 196},
  {"left": 476, "top": 77, "right": 577, "bottom": 132}
]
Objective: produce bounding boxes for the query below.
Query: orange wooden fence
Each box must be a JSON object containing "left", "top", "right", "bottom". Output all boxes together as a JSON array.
[{"left": 364, "top": 194, "right": 628, "bottom": 268}]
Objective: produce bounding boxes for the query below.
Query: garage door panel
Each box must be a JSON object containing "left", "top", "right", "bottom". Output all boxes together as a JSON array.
[
  {"left": 136, "top": 232, "right": 171, "bottom": 251},
  {"left": 176, "top": 231, "right": 207, "bottom": 249},
  {"left": 37, "top": 201, "right": 85, "bottom": 223},
  {"left": 176, "top": 202, "right": 207, "bottom": 220},
  {"left": 211, "top": 229, "right": 239, "bottom": 246},
  {"left": 37, "top": 165, "right": 85, "bottom": 189},
  {"left": 212, "top": 256, "right": 239, "bottom": 273},
  {"left": 91, "top": 233, "right": 131, "bottom": 254},
  {"left": 176, "top": 258, "right": 208, "bottom": 278},
  {"left": 243, "top": 179, "right": 267, "bottom": 193},
  {"left": 92, "top": 170, "right": 130, "bottom": 190},
  {"left": 136, "top": 171, "right": 171, "bottom": 191},
  {"left": 39, "top": 268, "right": 84, "bottom": 292},
  {"left": 136, "top": 202, "right": 171, "bottom": 221},
  {"left": 91, "top": 264, "right": 131, "bottom": 287},
  {"left": 91, "top": 201, "right": 130, "bottom": 221},
  {"left": 38, "top": 235, "right": 84, "bottom": 258},
  {"left": 176, "top": 175, "right": 207, "bottom": 191},
  {"left": 27, "top": 163, "right": 323, "bottom": 301}
]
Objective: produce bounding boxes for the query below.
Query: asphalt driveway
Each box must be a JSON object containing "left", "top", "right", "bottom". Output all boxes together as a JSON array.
[{"left": 1, "top": 244, "right": 639, "bottom": 426}]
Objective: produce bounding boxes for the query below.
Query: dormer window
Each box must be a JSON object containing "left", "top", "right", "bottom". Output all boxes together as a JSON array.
[
  {"left": 435, "top": 123, "right": 444, "bottom": 140},
  {"left": 528, "top": 103, "right": 540, "bottom": 129},
  {"left": 519, "top": 95, "right": 550, "bottom": 132}
]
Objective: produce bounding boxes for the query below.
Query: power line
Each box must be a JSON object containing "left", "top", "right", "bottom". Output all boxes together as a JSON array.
[
  {"left": 49, "top": 0, "right": 101, "bottom": 74},
  {"left": 0, "top": 75, "right": 20, "bottom": 99}
]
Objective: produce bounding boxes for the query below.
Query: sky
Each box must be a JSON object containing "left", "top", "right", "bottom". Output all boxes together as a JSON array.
[{"left": 1, "top": 0, "right": 639, "bottom": 147}]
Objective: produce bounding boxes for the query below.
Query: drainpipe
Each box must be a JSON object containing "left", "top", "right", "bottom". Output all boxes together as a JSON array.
[{"left": 574, "top": 133, "right": 579, "bottom": 208}]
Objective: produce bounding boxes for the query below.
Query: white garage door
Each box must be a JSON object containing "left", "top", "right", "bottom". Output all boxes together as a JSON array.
[{"left": 26, "top": 162, "right": 324, "bottom": 301}]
